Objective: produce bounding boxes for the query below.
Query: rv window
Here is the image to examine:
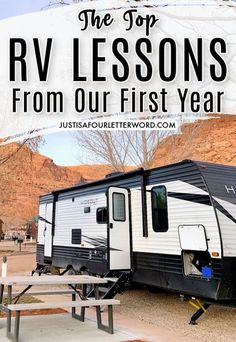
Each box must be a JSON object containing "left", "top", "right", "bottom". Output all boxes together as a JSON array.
[
  {"left": 151, "top": 186, "right": 168, "bottom": 232},
  {"left": 113, "top": 193, "right": 126, "bottom": 222},
  {"left": 96, "top": 207, "right": 108, "bottom": 224}
]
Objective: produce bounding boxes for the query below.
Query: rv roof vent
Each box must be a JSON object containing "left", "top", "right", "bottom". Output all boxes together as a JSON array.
[{"left": 105, "top": 171, "right": 124, "bottom": 178}]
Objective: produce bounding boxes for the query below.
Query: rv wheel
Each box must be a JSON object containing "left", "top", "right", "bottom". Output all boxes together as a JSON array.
[
  {"left": 67, "top": 267, "right": 79, "bottom": 275},
  {"left": 43, "top": 265, "right": 60, "bottom": 275},
  {"left": 80, "top": 267, "right": 92, "bottom": 278},
  {"left": 65, "top": 267, "right": 92, "bottom": 294},
  {"left": 32, "top": 264, "right": 44, "bottom": 276},
  {"left": 32, "top": 265, "right": 60, "bottom": 275}
]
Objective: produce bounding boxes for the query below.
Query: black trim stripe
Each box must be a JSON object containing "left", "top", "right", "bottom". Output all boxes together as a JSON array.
[{"left": 168, "top": 192, "right": 212, "bottom": 205}]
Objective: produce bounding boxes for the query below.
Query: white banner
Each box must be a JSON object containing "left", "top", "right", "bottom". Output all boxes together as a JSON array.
[{"left": 0, "top": 0, "right": 235, "bottom": 140}]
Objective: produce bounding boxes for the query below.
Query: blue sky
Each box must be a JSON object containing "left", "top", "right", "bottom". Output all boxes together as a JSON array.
[
  {"left": 40, "top": 132, "right": 79, "bottom": 166},
  {"left": 0, "top": 0, "right": 81, "bottom": 166}
]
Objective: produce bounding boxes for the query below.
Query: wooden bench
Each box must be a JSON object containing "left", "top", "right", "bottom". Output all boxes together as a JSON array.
[{"left": 5, "top": 298, "right": 120, "bottom": 342}]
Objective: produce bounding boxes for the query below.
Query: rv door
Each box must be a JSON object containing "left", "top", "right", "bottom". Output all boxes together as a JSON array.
[
  {"left": 44, "top": 202, "right": 53, "bottom": 258},
  {"left": 108, "top": 187, "right": 131, "bottom": 270}
]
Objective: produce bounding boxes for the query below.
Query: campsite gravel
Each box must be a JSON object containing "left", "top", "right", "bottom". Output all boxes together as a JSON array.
[{"left": 116, "top": 288, "right": 236, "bottom": 342}]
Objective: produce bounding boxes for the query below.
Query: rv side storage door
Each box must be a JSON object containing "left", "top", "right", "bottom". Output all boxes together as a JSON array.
[{"left": 108, "top": 187, "right": 131, "bottom": 270}]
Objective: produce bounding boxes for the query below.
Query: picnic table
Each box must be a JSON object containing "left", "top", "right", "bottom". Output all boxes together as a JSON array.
[{"left": 0, "top": 275, "right": 120, "bottom": 342}]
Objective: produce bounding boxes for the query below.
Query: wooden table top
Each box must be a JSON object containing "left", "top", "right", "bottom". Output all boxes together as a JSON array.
[{"left": 0, "top": 275, "right": 107, "bottom": 286}]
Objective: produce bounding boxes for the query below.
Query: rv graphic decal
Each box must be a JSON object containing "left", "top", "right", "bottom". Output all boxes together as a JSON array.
[
  {"left": 38, "top": 216, "right": 52, "bottom": 225},
  {"left": 82, "top": 235, "right": 107, "bottom": 248},
  {"left": 82, "top": 235, "right": 122, "bottom": 252},
  {"left": 168, "top": 192, "right": 236, "bottom": 224},
  {"left": 212, "top": 199, "right": 236, "bottom": 225}
]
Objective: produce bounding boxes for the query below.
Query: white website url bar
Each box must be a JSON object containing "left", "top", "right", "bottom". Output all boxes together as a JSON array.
[{"left": 59, "top": 119, "right": 178, "bottom": 131}]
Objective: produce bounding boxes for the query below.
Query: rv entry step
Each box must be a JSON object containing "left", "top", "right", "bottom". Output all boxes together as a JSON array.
[{"left": 87, "top": 272, "right": 130, "bottom": 300}]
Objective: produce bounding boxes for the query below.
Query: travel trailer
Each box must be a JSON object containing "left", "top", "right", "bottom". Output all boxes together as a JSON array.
[{"left": 36, "top": 160, "right": 236, "bottom": 309}]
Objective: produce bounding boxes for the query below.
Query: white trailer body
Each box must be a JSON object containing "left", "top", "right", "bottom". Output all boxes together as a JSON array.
[{"left": 36, "top": 160, "right": 236, "bottom": 301}]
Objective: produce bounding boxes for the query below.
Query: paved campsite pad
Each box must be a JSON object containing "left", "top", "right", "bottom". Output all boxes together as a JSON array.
[{"left": 0, "top": 314, "right": 137, "bottom": 342}]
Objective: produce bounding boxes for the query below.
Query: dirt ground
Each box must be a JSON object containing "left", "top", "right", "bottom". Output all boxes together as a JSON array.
[
  {"left": 0, "top": 240, "right": 36, "bottom": 259},
  {"left": 0, "top": 248, "right": 235, "bottom": 342}
]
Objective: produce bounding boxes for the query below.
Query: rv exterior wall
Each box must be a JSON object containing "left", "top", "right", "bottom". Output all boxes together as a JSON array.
[
  {"left": 53, "top": 194, "right": 107, "bottom": 248},
  {"left": 131, "top": 181, "right": 221, "bottom": 258},
  {"left": 215, "top": 209, "right": 236, "bottom": 256}
]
